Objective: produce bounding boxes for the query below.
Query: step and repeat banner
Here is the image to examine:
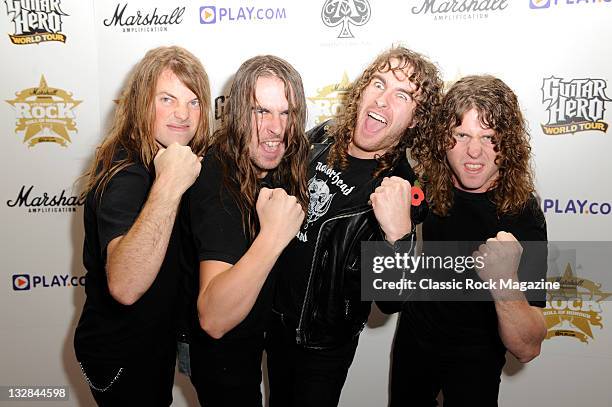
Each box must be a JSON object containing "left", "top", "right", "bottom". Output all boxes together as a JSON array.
[{"left": 1, "top": 1, "right": 611, "bottom": 406}]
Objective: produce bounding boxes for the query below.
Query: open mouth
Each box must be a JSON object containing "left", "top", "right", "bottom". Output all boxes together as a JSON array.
[
  {"left": 364, "top": 111, "right": 388, "bottom": 133},
  {"left": 368, "top": 111, "right": 388, "bottom": 125},
  {"left": 261, "top": 140, "right": 283, "bottom": 153},
  {"left": 464, "top": 163, "right": 484, "bottom": 172}
]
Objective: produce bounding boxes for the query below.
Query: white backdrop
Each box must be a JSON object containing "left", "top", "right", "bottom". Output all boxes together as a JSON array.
[{"left": 1, "top": 1, "right": 611, "bottom": 406}]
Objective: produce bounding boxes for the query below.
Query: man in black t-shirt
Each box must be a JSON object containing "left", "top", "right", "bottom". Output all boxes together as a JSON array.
[
  {"left": 390, "top": 75, "right": 548, "bottom": 406},
  {"left": 73, "top": 46, "right": 211, "bottom": 406},
  {"left": 267, "top": 47, "right": 443, "bottom": 407},
  {"left": 182, "top": 55, "right": 309, "bottom": 407}
]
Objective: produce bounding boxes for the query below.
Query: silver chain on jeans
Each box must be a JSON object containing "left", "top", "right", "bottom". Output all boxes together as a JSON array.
[{"left": 78, "top": 362, "right": 124, "bottom": 393}]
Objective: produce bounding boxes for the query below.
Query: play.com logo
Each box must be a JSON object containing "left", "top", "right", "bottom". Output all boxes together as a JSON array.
[
  {"left": 530, "top": 0, "right": 611, "bottom": 9},
  {"left": 542, "top": 199, "right": 612, "bottom": 215},
  {"left": 529, "top": 0, "right": 550, "bottom": 8},
  {"left": 199, "top": 5, "right": 287, "bottom": 24},
  {"left": 200, "top": 6, "right": 216, "bottom": 23},
  {"left": 12, "top": 273, "right": 86, "bottom": 291},
  {"left": 13, "top": 274, "right": 30, "bottom": 290}
]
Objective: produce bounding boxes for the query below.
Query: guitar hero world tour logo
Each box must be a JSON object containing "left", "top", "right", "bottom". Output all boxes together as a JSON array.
[
  {"left": 4, "top": 0, "right": 68, "bottom": 44},
  {"left": 541, "top": 76, "right": 611, "bottom": 136}
]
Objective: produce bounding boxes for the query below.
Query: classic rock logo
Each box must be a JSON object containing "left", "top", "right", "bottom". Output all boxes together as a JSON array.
[
  {"left": 103, "top": 3, "right": 185, "bottom": 33},
  {"left": 541, "top": 76, "right": 611, "bottom": 136},
  {"left": 545, "top": 263, "right": 609, "bottom": 343},
  {"left": 321, "top": 0, "right": 370, "bottom": 38},
  {"left": 6, "top": 185, "right": 84, "bottom": 213},
  {"left": 411, "top": 0, "right": 508, "bottom": 21},
  {"left": 5, "top": 75, "right": 81, "bottom": 147},
  {"left": 4, "top": 0, "right": 68, "bottom": 44},
  {"left": 307, "top": 72, "right": 351, "bottom": 125}
]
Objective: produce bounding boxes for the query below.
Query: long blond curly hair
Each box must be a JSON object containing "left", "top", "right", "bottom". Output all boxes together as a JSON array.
[
  {"left": 327, "top": 46, "right": 443, "bottom": 178},
  {"left": 420, "top": 75, "right": 534, "bottom": 216},
  {"left": 82, "top": 46, "right": 212, "bottom": 198}
]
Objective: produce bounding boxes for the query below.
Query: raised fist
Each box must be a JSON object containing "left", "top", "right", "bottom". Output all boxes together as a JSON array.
[
  {"left": 256, "top": 187, "right": 305, "bottom": 251},
  {"left": 370, "top": 176, "right": 412, "bottom": 243},
  {"left": 153, "top": 142, "right": 202, "bottom": 199},
  {"left": 473, "top": 231, "right": 523, "bottom": 299}
]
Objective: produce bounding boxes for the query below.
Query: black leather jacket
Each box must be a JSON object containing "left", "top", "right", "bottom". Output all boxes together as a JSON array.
[{"left": 294, "top": 121, "right": 427, "bottom": 349}]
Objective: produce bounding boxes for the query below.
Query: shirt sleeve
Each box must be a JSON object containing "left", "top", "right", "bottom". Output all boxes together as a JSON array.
[
  {"left": 96, "top": 163, "right": 151, "bottom": 259},
  {"left": 513, "top": 196, "right": 548, "bottom": 308},
  {"left": 189, "top": 153, "right": 249, "bottom": 265}
]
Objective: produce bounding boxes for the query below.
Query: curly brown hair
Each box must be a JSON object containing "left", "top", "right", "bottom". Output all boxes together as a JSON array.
[
  {"left": 82, "top": 46, "right": 212, "bottom": 198},
  {"left": 213, "top": 55, "right": 309, "bottom": 240},
  {"left": 327, "top": 46, "right": 443, "bottom": 177},
  {"left": 420, "top": 75, "right": 534, "bottom": 216}
]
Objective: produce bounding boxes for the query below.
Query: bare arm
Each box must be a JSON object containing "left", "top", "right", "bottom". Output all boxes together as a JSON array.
[
  {"left": 475, "top": 231, "right": 547, "bottom": 363},
  {"left": 197, "top": 234, "right": 282, "bottom": 339},
  {"left": 106, "top": 143, "right": 201, "bottom": 305},
  {"left": 196, "top": 188, "right": 304, "bottom": 339},
  {"left": 495, "top": 300, "right": 546, "bottom": 363}
]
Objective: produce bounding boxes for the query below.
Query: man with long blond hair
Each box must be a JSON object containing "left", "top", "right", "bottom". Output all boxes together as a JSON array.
[
  {"left": 180, "top": 55, "right": 308, "bottom": 406},
  {"left": 390, "top": 75, "right": 547, "bottom": 406},
  {"left": 266, "top": 46, "right": 442, "bottom": 407},
  {"left": 74, "top": 46, "right": 211, "bottom": 406}
]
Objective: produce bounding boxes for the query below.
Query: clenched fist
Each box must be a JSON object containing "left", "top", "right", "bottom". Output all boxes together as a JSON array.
[
  {"left": 153, "top": 142, "right": 202, "bottom": 199},
  {"left": 370, "top": 176, "right": 412, "bottom": 244},
  {"left": 256, "top": 187, "right": 305, "bottom": 251},
  {"left": 473, "top": 231, "right": 523, "bottom": 299}
]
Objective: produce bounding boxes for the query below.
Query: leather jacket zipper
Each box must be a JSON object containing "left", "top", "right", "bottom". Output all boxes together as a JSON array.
[{"left": 295, "top": 205, "right": 373, "bottom": 345}]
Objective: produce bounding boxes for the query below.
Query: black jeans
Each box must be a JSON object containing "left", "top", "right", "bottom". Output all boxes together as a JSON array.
[
  {"left": 266, "top": 311, "right": 359, "bottom": 407},
  {"left": 80, "top": 343, "right": 176, "bottom": 407},
  {"left": 190, "top": 332, "right": 265, "bottom": 407},
  {"left": 390, "top": 312, "right": 506, "bottom": 407}
]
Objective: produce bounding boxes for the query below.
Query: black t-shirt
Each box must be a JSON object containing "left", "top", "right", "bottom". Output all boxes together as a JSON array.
[
  {"left": 274, "top": 149, "right": 378, "bottom": 322},
  {"left": 403, "top": 187, "right": 547, "bottom": 356},
  {"left": 74, "top": 153, "right": 180, "bottom": 365},
  {"left": 181, "top": 148, "right": 275, "bottom": 340}
]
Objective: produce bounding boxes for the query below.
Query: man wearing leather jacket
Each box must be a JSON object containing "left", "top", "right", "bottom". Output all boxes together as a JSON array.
[{"left": 266, "top": 46, "right": 443, "bottom": 407}]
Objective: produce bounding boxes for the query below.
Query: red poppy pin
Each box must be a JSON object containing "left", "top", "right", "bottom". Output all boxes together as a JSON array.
[{"left": 411, "top": 180, "right": 425, "bottom": 206}]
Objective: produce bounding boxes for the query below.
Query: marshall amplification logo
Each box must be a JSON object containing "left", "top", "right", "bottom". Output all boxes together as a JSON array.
[
  {"left": 6, "top": 185, "right": 84, "bottom": 213},
  {"left": 545, "top": 263, "right": 609, "bottom": 343},
  {"left": 5, "top": 75, "right": 81, "bottom": 147},
  {"left": 4, "top": 0, "right": 68, "bottom": 44},
  {"left": 307, "top": 72, "right": 351, "bottom": 125},
  {"left": 541, "top": 76, "right": 611, "bottom": 136},
  {"left": 411, "top": 0, "right": 508, "bottom": 21},
  {"left": 103, "top": 3, "right": 185, "bottom": 33},
  {"left": 321, "top": 0, "right": 370, "bottom": 38}
]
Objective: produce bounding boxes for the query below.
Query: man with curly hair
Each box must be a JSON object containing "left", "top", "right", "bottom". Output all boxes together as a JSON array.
[
  {"left": 390, "top": 75, "right": 548, "bottom": 406},
  {"left": 266, "top": 46, "right": 443, "bottom": 407}
]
